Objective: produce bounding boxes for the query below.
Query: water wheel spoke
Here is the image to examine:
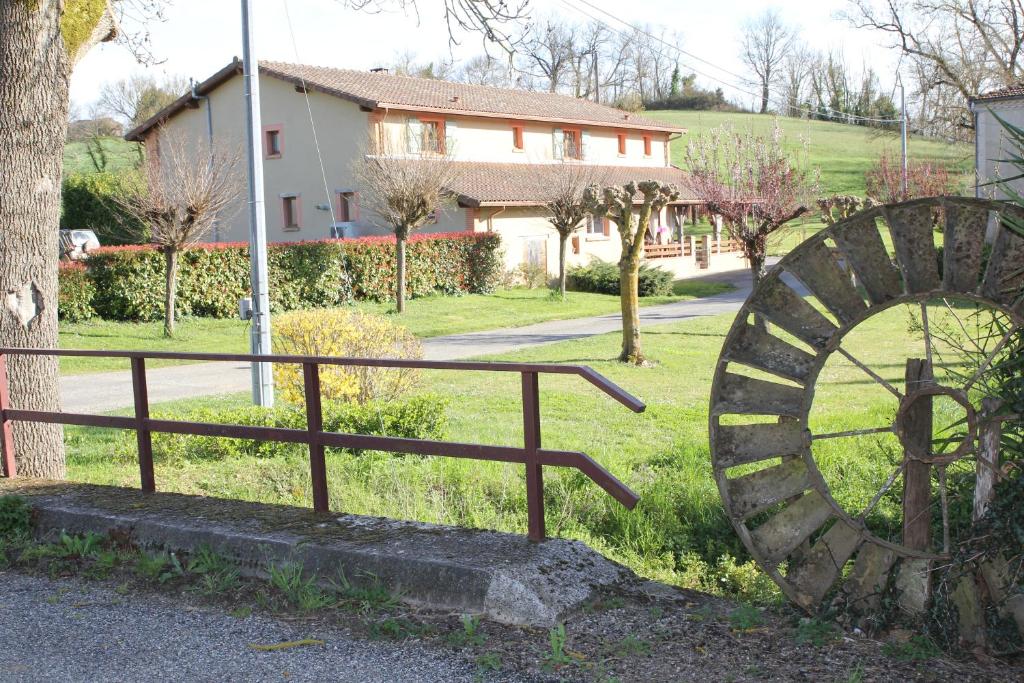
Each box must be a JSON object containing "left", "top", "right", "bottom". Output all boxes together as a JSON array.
[
  {"left": 812, "top": 425, "right": 894, "bottom": 441},
  {"left": 859, "top": 461, "right": 905, "bottom": 520},
  {"left": 941, "top": 298, "right": 985, "bottom": 355},
  {"left": 921, "top": 302, "right": 934, "bottom": 370},
  {"left": 938, "top": 466, "right": 951, "bottom": 555},
  {"left": 835, "top": 346, "right": 903, "bottom": 399},
  {"left": 963, "top": 323, "right": 1020, "bottom": 393}
]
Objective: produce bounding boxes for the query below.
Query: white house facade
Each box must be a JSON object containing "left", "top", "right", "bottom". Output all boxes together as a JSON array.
[{"left": 127, "top": 59, "right": 742, "bottom": 277}]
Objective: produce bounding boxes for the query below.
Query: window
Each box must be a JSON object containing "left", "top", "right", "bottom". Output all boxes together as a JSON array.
[
  {"left": 617, "top": 133, "right": 627, "bottom": 155},
  {"left": 512, "top": 124, "right": 524, "bottom": 151},
  {"left": 587, "top": 214, "right": 608, "bottom": 236},
  {"left": 264, "top": 125, "right": 283, "bottom": 159},
  {"left": 563, "top": 128, "right": 582, "bottom": 160},
  {"left": 420, "top": 117, "right": 446, "bottom": 154},
  {"left": 642, "top": 134, "right": 652, "bottom": 157},
  {"left": 281, "top": 195, "right": 300, "bottom": 231},
  {"left": 337, "top": 191, "right": 358, "bottom": 222}
]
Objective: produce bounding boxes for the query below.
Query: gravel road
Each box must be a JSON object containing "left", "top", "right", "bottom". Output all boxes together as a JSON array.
[{"left": 0, "top": 572, "right": 536, "bottom": 683}]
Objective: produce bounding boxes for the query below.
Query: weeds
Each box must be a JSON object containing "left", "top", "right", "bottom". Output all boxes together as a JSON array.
[
  {"left": 542, "top": 623, "right": 575, "bottom": 671},
  {"left": 728, "top": 604, "right": 765, "bottom": 631},
  {"left": 56, "top": 531, "right": 103, "bottom": 559},
  {"left": 474, "top": 652, "right": 502, "bottom": 679},
  {"left": 612, "top": 634, "right": 651, "bottom": 657},
  {"left": 795, "top": 618, "right": 841, "bottom": 646},
  {"left": 330, "top": 569, "right": 396, "bottom": 614},
  {"left": 369, "top": 617, "right": 431, "bottom": 640},
  {"left": 882, "top": 635, "right": 942, "bottom": 661},
  {"left": 0, "top": 496, "right": 31, "bottom": 539},
  {"left": 267, "top": 561, "right": 334, "bottom": 612},
  {"left": 448, "top": 614, "right": 486, "bottom": 647}
]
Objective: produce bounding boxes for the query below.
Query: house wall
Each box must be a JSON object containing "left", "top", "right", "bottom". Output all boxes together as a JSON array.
[{"left": 975, "top": 98, "right": 1024, "bottom": 200}]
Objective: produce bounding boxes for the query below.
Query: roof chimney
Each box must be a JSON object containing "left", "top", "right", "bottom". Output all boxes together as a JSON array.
[{"left": 370, "top": 67, "right": 389, "bottom": 74}]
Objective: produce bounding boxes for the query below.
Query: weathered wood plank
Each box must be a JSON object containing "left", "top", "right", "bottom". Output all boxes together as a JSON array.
[
  {"left": 713, "top": 373, "right": 805, "bottom": 418},
  {"left": 895, "top": 558, "right": 932, "bottom": 615},
  {"left": 974, "top": 398, "right": 1003, "bottom": 522},
  {"left": 884, "top": 204, "right": 941, "bottom": 293},
  {"left": 786, "top": 241, "right": 867, "bottom": 325},
  {"left": 727, "top": 458, "right": 811, "bottom": 519},
  {"left": 902, "top": 359, "right": 933, "bottom": 551},
  {"left": 786, "top": 521, "right": 862, "bottom": 610},
  {"left": 951, "top": 574, "right": 987, "bottom": 647},
  {"left": 943, "top": 200, "right": 989, "bottom": 293},
  {"left": 842, "top": 542, "right": 896, "bottom": 613},
  {"left": 832, "top": 215, "right": 903, "bottom": 305},
  {"left": 723, "top": 323, "right": 817, "bottom": 385},
  {"left": 714, "top": 420, "right": 808, "bottom": 469},
  {"left": 749, "top": 490, "right": 832, "bottom": 565},
  {"left": 981, "top": 209, "right": 1024, "bottom": 314},
  {"left": 747, "top": 277, "right": 838, "bottom": 349}
]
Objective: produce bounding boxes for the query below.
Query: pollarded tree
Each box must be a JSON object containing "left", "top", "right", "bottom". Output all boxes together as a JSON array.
[
  {"left": 684, "top": 124, "right": 819, "bottom": 287},
  {"left": 539, "top": 162, "right": 607, "bottom": 298},
  {"left": 585, "top": 181, "right": 679, "bottom": 365},
  {"left": 353, "top": 136, "right": 461, "bottom": 313},
  {"left": 116, "top": 132, "right": 241, "bottom": 337}
]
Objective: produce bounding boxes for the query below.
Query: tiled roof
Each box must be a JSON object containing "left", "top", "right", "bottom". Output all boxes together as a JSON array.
[
  {"left": 972, "top": 83, "right": 1024, "bottom": 102},
  {"left": 261, "top": 61, "right": 681, "bottom": 132},
  {"left": 126, "top": 59, "right": 682, "bottom": 141},
  {"left": 442, "top": 162, "right": 700, "bottom": 206}
]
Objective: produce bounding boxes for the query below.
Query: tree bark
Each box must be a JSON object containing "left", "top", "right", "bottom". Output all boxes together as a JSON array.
[
  {"left": 0, "top": 1, "right": 70, "bottom": 478},
  {"left": 558, "top": 233, "right": 569, "bottom": 298},
  {"left": 748, "top": 241, "right": 769, "bottom": 331},
  {"left": 760, "top": 81, "right": 770, "bottom": 114},
  {"left": 396, "top": 236, "right": 406, "bottom": 313},
  {"left": 163, "top": 248, "right": 178, "bottom": 338},
  {"left": 618, "top": 255, "right": 643, "bottom": 364}
]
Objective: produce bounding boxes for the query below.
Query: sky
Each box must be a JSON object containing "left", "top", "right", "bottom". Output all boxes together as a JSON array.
[{"left": 70, "top": 0, "right": 902, "bottom": 115}]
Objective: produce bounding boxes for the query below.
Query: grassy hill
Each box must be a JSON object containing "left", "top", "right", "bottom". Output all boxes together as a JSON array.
[
  {"left": 64, "top": 136, "right": 141, "bottom": 176},
  {"left": 647, "top": 110, "right": 973, "bottom": 197}
]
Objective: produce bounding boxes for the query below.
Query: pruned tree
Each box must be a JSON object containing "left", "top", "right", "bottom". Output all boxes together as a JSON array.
[
  {"left": 740, "top": 9, "right": 795, "bottom": 114},
  {"left": 685, "top": 124, "right": 819, "bottom": 287},
  {"left": 98, "top": 73, "right": 189, "bottom": 128},
  {"left": 585, "top": 181, "right": 679, "bottom": 365},
  {"left": 353, "top": 136, "right": 461, "bottom": 313},
  {"left": 116, "top": 133, "right": 241, "bottom": 337},
  {"left": 538, "top": 163, "right": 608, "bottom": 298}
]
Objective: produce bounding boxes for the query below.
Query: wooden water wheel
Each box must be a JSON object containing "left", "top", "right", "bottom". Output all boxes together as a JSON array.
[{"left": 709, "top": 197, "right": 1024, "bottom": 637}]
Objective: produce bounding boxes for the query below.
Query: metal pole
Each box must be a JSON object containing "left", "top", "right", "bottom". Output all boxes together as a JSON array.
[
  {"left": 898, "top": 74, "right": 908, "bottom": 197},
  {"left": 241, "top": 0, "right": 274, "bottom": 407}
]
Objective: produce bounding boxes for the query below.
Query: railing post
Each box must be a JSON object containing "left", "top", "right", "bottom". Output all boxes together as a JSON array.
[
  {"left": 0, "top": 353, "right": 16, "bottom": 478},
  {"left": 521, "top": 371, "right": 545, "bottom": 541},
  {"left": 303, "top": 362, "right": 329, "bottom": 513},
  {"left": 130, "top": 357, "right": 155, "bottom": 493}
]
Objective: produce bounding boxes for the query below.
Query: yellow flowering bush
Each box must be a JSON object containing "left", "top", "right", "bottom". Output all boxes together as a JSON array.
[{"left": 273, "top": 309, "right": 423, "bottom": 405}]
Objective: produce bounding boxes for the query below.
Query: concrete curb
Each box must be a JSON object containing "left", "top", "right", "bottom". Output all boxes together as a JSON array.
[{"left": 1, "top": 479, "right": 635, "bottom": 627}]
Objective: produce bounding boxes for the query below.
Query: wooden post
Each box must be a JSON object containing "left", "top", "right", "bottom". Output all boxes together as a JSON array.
[
  {"left": 522, "top": 371, "right": 545, "bottom": 541},
  {"left": 974, "top": 397, "right": 1003, "bottom": 522},
  {"left": 700, "top": 235, "right": 711, "bottom": 269},
  {"left": 303, "top": 362, "right": 329, "bottom": 513},
  {"left": 902, "top": 358, "right": 933, "bottom": 551},
  {"left": 0, "top": 353, "right": 15, "bottom": 478},
  {"left": 130, "top": 357, "right": 155, "bottom": 493}
]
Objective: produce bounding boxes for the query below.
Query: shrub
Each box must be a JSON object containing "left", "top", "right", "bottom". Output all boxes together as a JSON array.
[
  {"left": 57, "top": 263, "right": 96, "bottom": 322},
  {"left": 120, "top": 395, "right": 448, "bottom": 463},
  {"left": 61, "top": 170, "right": 145, "bottom": 245},
  {"left": 567, "top": 259, "right": 673, "bottom": 296},
  {"left": 273, "top": 309, "right": 423, "bottom": 406},
  {"left": 0, "top": 496, "right": 32, "bottom": 540},
  {"left": 865, "top": 151, "right": 955, "bottom": 204}
]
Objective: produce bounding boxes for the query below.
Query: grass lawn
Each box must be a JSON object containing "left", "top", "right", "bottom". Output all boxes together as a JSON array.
[
  {"left": 646, "top": 110, "right": 972, "bottom": 197},
  {"left": 63, "top": 136, "right": 142, "bottom": 175},
  {"left": 64, "top": 297, "right": 982, "bottom": 601},
  {"left": 59, "top": 281, "right": 734, "bottom": 375}
]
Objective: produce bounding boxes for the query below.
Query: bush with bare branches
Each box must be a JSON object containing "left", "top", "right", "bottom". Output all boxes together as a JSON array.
[{"left": 538, "top": 162, "right": 608, "bottom": 297}]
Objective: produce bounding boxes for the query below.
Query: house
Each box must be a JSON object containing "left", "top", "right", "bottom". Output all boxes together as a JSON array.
[
  {"left": 971, "top": 83, "right": 1024, "bottom": 200},
  {"left": 126, "top": 59, "right": 744, "bottom": 277}
]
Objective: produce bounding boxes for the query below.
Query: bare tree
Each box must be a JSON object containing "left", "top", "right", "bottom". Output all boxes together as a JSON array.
[
  {"left": 685, "top": 125, "right": 819, "bottom": 289},
  {"left": 585, "top": 181, "right": 679, "bottom": 365},
  {"left": 389, "top": 49, "right": 457, "bottom": 80},
  {"left": 98, "top": 73, "right": 189, "bottom": 128},
  {"left": 518, "top": 18, "right": 576, "bottom": 92},
  {"left": 740, "top": 9, "right": 795, "bottom": 114},
  {"left": 353, "top": 136, "right": 461, "bottom": 313},
  {"left": 778, "top": 46, "right": 815, "bottom": 116},
  {"left": 538, "top": 163, "right": 608, "bottom": 298},
  {"left": 116, "top": 133, "right": 241, "bottom": 337},
  {"left": 456, "top": 53, "right": 514, "bottom": 87}
]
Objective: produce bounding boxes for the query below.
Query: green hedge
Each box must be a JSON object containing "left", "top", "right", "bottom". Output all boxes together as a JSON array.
[
  {"left": 61, "top": 171, "right": 145, "bottom": 246},
  {"left": 567, "top": 259, "right": 674, "bottom": 297},
  {"left": 57, "top": 264, "right": 96, "bottom": 322},
  {"left": 65, "top": 232, "right": 502, "bottom": 323}
]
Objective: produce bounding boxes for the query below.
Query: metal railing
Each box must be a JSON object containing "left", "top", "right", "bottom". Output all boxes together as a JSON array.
[{"left": 0, "top": 349, "right": 644, "bottom": 541}]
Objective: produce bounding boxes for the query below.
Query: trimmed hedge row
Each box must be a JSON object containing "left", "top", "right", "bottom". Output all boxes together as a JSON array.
[{"left": 60, "top": 232, "right": 502, "bottom": 322}]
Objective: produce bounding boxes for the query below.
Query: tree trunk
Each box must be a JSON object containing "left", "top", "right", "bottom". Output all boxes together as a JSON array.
[
  {"left": 748, "top": 243, "right": 769, "bottom": 331},
  {"left": 163, "top": 248, "right": 178, "bottom": 338},
  {"left": 396, "top": 236, "right": 406, "bottom": 313},
  {"left": 760, "top": 80, "right": 770, "bottom": 114},
  {"left": 0, "top": 1, "right": 70, "bottom": 478},
  {"left": 558, "top": 233, "right": 569, "bottom": 299},
  {"left": 618, "top": 255, "right": 643, "bottom": 364}
]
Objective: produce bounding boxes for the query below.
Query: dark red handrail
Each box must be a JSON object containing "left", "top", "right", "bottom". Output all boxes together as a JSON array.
[{"left": 0, "top": 348, "right": 644, "bottom": 541}]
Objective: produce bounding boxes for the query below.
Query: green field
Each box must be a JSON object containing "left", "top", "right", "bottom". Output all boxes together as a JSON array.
[
  {"left": 63, "top": 136, "right": 141, "bottom": 175},
  {"left": 58, "top": 281, "right": 733, "bottom": 375},
  {"left": 647, "top": 110, "right": 973, "bottom": 197}
]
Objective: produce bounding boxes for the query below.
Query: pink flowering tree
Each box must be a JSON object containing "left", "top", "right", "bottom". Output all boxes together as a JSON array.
[
  {"left": 684, "top": 124, "right": 820, "bottom": 287},
  {"left": 865, "top": 151, "right": 954, "bottom": 204}
]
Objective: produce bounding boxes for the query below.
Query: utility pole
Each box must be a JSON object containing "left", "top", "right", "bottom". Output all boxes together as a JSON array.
[
  {"left": 897, "top": 72, "right": 908, "bottom": 196},
  {"left": 241, "top": 0, "right": 274, "bottom": 407}
]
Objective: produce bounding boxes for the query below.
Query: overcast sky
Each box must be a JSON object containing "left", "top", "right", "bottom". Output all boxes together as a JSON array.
[{"left": 70, "top": 0, "right": 901, "bottom": 114}]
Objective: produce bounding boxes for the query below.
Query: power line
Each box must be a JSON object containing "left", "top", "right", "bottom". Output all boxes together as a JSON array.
[{"left": 560, "top": 0, "right": 903, "bottom": 125}]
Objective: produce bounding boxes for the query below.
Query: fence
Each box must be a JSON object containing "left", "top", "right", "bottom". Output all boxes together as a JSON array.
[{"left": 0, "top": 349, "right": 644, "bottom": 542}]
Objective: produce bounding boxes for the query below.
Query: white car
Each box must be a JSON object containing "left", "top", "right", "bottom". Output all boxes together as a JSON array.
[{"left": 59, "top": 229, "right": 101, "bottom": 261}]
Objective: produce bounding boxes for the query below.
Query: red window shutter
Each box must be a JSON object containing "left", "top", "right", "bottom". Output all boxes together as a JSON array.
[
  {"left": 618, "top": 133, "right": 626, "bottom": 155},
  {"left": 602, "top": 217, "right": 610, "bottom": 236}
]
